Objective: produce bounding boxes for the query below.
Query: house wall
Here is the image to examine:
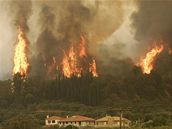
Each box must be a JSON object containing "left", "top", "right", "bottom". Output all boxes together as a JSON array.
[
  {"left": 80, "top": 121, "right": 94, "bottom": 126},
  {"left": 45, "top": 119, "right": 60, "bottom": 126},
  {"left": 95, "top": 121, "right": 107, "bottom": 125},
  {"left": 45, "top": 118, "right": 130, "bottom": 128},
  {"left": 60, "top": 121, "right": 80, "bottom": 126},
  {"left": 96, "top": 121, "right": 130, "bottom": 128},
  {"left": 59, "top": 121, "right": 94, "bottom": 127}
]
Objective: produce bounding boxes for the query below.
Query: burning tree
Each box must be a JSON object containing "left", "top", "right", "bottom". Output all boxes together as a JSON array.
[
  {"left": 89, "top": 59, "right": 98, "bottom": 77},
  {"left": 61, "top": 35, "right": 98, "bottom": 78},
  {"left": 12, "top": 27, "right": 30, "bottom": 93},
  {"left": 137, "top": 41, "right": 164, "bottom": 74},
  {"left": 62, "top": 44, "right": 82, "bottom": 78},
  {"left": 13, "top": 27, "right": 29, "bottom": 77},
  {"left": 45, "top": 34, "right": 99, "bottom": 79}
]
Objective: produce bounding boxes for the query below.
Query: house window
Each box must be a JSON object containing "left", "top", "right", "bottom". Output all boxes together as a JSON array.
[
  {"left": 52, "top": 120, "right": 55, "bottom": 123},
  {"left": 48, "top": 120, "right": 51, "bottom": 124},
  {"left": 66, "top": 122, "right": 68, "bottom": 124}
]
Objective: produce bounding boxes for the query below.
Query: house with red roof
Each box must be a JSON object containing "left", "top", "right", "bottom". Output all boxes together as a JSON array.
[
  {"left": 59, "top": 115, "right": 95, "bottom": 126},
  {"left": 45, "top": 115, "right": 64, "bottom": 126},
  {"left": 45, "top": 115, "right": 95, "bottom": 127},
  {"left": 95, "top": 115, "right": 131, "bottom": 128}
]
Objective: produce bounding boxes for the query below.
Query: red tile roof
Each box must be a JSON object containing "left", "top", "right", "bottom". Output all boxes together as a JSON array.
[
  {"left": 60, "top": 115, "right": 95, "bottom": 122},
  {"left": 46, "top": 116, "right": 64, "bottom": 121},
  {"left": 96, "top": 116, "right": 130, "bottom": 122}
]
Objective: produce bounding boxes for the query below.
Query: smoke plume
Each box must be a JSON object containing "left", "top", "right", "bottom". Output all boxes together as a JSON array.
[
  {"left": 0, "top": 0, "right": 139, "bottom": 79},
  {"left": 9, "top": 0, "right": 32, "bottom": 32},
  {"left": 31, "top": 0, "right": 126, "bottom": 77},
  {"left": 132, "top": 0, "right": 172, "bottom": 50},
  {"left": 0, "top": 0, "right": 32, "bottom": 80}
]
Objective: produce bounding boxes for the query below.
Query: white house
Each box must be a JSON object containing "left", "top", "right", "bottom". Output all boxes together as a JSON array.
[
  {"left": 45, "top": 115, "right": 95, "bottom": 127},
  {"left": 45, "top": 115, "right": 64, "bottom": 126},
  {"left": 59, "top": 115, "right": 95, "bottom": 127}
]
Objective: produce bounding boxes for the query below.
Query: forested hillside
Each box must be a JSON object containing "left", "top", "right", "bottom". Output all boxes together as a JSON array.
[{"left": 1, "top": 63, "right": 172, "bottom": 128}]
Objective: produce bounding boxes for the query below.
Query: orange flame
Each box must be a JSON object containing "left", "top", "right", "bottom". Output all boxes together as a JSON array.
[
  {"left": 62, "top": 44, "right": 82, "bottom": 78},
  {"left": 89, "top": 59, "right": 98, "bottom": 77},
  {"left": 13, "top": 27, "right": 29, "bottom": 77},
  {"left": 79, "top": 35, "right": 86, "bottom": 58},
  {"left": 69, "top": 45, "right": 82, "bottom": 77},
  {"left": 61, "top": 35, "right": 98, "bottom": 78},
  {"left": 62, "top": 54, "right": 72, "bottom": 78},
  {"left": 138, "top": 43, "right": 164, "bottom": 74}
]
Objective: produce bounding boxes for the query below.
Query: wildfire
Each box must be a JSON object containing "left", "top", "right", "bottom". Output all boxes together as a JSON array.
[
  {"left": 79, "top": 35, "right": 86, "bottom": 58},
  {"left": 89, "top": 59, "right": 98, "bottom": 77},
  {"left": 61, "top": 35, "right": 98, "bottom": 78},
  {"left": 13, "top": 27, "right": 29, "bottom": 77},
  {"left": 138, "top": 43, "right": 164, "bottom": 74},
  {"left": 62, "top": 54, "right": 72, "bottom": 78},
  {"left": 62, "top": 44, "right": 82, "bottom": 78}
]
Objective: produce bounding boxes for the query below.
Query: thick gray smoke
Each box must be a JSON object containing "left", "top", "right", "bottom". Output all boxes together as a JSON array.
[
  {"left": 130, "top": 0, "right": 172, "bottom": 75},
  {"left": 0, "top": 0, "right": 138, "bottom": 79},
  {"left": 31, "top": 5, "right": 58, "bottom": 77},
  {"left": 0, "top": 2, "right": 14, "bottom": 80},
  {"left": 132, "top": 0, "right": 172, "bottom": 51},
  {"left": 9, "top": 0, "right": 32, "bottom": 32},
  {"left": 30, "top": 0, "right": 126, "bottom": 77}
]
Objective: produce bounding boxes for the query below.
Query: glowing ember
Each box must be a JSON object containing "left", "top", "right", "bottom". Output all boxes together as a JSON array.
[
  {"left": 138, "top": 43, "right": 164, "bottom": 74},
  {"left": 13, "top": 27, "right": 29, "bottom": 77},
  {"left": 89, "top": 59, "right": 98, "bottom": 77}
]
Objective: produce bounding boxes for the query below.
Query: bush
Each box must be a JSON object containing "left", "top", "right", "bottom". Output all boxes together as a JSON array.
[
  {"left": 2, "top": 114, "right": 40, "bottom": 129},
  {"left": 153, "top": 116, "right": 167, "bottom": 126},
  {"left": 64, "top": 125, "right": 79, "bottom": 129}
]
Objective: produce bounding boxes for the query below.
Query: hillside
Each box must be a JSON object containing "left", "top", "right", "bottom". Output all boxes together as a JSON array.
[{"left": 1, "top": 65, "right": 172, "bottom": 128}]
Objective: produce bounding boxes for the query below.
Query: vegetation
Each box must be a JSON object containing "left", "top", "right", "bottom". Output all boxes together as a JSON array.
[{"left": 1, "top": 65, "right": 172, "bottom": 128}]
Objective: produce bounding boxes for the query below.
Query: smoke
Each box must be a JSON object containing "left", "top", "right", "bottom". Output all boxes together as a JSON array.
[
  {"left": 9, "top": 0, "right": 32, "bottom": 32},
  {"left": 0, "top": 2, "right": 14, "bottom": 80},
  {"left": 132, "top": 0, "right": 172, "bottom": 53},
  {"left": 0, "top": 0, "right": 141, "bottom": 79},
  {"left": 30, "top": 0, "right": 127, "bottom": 77},
  {"left": 96, "top": 0, "right": 138, "bottom": 62},
  {"left": 0, "top": 0, "right": 32, "bottom": 80}
]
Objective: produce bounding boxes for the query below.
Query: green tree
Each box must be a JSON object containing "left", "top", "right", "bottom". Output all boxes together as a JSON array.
[{"left": 24, "top": 93, "right": 35, "bottom": 104}]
